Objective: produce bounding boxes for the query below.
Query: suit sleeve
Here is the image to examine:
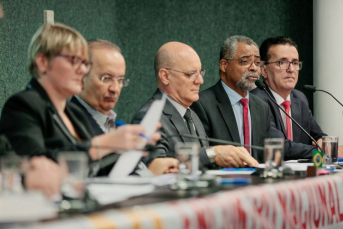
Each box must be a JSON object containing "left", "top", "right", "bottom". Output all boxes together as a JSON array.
[
  {"left": 269, "top": 117, "right": 316, "bottom": 160},
  {"left": 0, "top": 95, "right": 47, "bottom": 157}
]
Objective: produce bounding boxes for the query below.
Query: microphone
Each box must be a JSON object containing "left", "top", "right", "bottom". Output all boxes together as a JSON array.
[
  {"left": 166, "top": 133, "right": 264, "bottom": 151},
  {"left": 255, "top": 80, "right": 322, "bottom": 151},
  {"left": 303, "top": 85, "right": 343, "bottom": 107}
]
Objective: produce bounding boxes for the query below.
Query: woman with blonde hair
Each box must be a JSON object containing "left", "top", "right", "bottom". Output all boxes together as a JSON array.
[{"left": 0, "top": 23, "right": 159, "bottom": 167}]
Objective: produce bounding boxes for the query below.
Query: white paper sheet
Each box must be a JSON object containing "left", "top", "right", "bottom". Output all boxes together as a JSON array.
[
  {"left": 258, "top": 161, "right": 314, "bottom": 171},
  {"left": 206, "top": 169, "right": 256, "bottom": 175},
  {"left": 0, "top": 192, "right": 57, "bottom": 223},
  {"left": 87, "top": 184, "right": 155, "bottom": 205},
  {"left": 88, "top": 173, "right": 177, "bottom": 186},
  {"left": 109, "top": 94, "right": 167, "bottom": 178}
]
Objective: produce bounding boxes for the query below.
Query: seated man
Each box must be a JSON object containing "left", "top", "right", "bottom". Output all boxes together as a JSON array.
[
  {"left": 132, "top": 41, "right": 259, "bottom": 168},
  {"left": 192, "top": 36, "right": 318, "bottom": 160},
  {"left": 250, "top": 36, "right": 327, "bottom": 158},
  {"left": 71, "top": 39, "right": 178, "bottom": 175},
  {"left": 191, "top": 35, "right": 270, "bottom": 162}
]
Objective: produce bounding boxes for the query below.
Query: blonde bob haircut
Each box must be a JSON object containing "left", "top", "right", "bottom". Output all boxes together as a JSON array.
[{"left": 28, "top": 23, "right": 89, "bottom": 78}]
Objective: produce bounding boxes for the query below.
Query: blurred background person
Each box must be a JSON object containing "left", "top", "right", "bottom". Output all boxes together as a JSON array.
[{"left": 0, "top": 23, "right": 160, "bottom": 170}]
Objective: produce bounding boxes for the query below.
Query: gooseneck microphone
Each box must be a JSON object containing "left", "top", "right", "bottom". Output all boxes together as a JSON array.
[
  {"left": 166, "top": 133, "right": 264, "bottom": 151},
  {"left": 255, "top": 80, "right": 322, "bottom": 151},
  {"left": 303, "top": 85, "right": 343, "bottom": 107}
]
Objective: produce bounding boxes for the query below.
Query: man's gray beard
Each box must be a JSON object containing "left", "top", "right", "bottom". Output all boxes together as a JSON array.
[{"left": 236, "top": 72, "right": 259, "bottom": 91}]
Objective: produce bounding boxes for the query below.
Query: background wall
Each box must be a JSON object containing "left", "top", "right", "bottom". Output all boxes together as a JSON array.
[{"left": 0, "top": 0, "right": 313, "bottom": 123}]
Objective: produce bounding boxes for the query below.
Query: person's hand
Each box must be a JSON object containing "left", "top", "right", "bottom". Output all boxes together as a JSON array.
[
  {"left": 338, "top": 145, "right": 343, "bottom": 158},
  {"left": 148, "top": 158, "right": 179, "bottom": 175},
  {"left": 92, "top": 124, "right": 161, "bottom": 160},
  {"left": 25, "top": 156, "right": 63, "bottom": 198},
  {"left": 312, "top": 138, "right": 323, "bottom": 151},
  {"left": 213, "top": 145, "right": 259, "bottom": 167}
]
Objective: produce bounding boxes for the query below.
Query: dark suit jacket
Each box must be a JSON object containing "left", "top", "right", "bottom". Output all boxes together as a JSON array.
[
  {"left": 70, "top": 96, "right": 104, "bottom": 136},
  {"left": 191, "top": 80, "right": 269, "bottom": 163},
  {"left": 250, "top": 85, "right": 326, "bottom": 159},
  {"left": 71, "top": 96, "right": 140, "bottom": 176},
  {"left": 251, "top": 86, "right": 326, "bottom": 142},
  {"left": 131, "top": 89, "right": 212, "bottom": 168},
  {"left": 0, "top": 78, "right": 94, "bottom": 161}
]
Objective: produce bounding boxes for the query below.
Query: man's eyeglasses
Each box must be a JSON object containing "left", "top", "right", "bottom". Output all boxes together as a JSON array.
[
  {"left": 264, "top": 60, "right": 303, "bottom": 70},
  {"left": 225, "top": 58, "right": 264, "bottom": 68},
  {"left": 93, "top": 73, "right": 130, "bottom": 87},
  {"left": 57, "top": 54, "right": 92, "bottom": 73},
  {"left": 165, "top": 68, "right": 206, "bottom": 81}
]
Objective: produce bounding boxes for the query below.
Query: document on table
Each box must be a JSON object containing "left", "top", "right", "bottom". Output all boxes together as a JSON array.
[
  {"left": 88, "top": 173, "right": 177, "bottom": 186},
  {"left": 206, "top": 168, "right": 256, "bottom": 175},
  {"left": 87, "top": 184, "right": 155, "bottom": 205},
  {"left": 109, "top": 94, "right": 167, "bottom": 178},
  {"left": 0, "top": 192, "right": 57, "bottom": 223},
  {"left": 257, "top": 160, "right": 313, "bottom": 171}
]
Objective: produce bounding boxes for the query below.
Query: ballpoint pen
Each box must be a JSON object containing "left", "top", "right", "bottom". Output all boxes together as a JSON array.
[{"left": 115, "top": 119, "right": 151, "bottom": 141}]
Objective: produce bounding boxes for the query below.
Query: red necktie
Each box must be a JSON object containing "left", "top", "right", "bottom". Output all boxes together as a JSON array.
[
  {"left": 281, "top": 100, "right": 292, "bottom": 140},
  {"left": 240, "top": 98, "right": 250, "bottom": 153}
]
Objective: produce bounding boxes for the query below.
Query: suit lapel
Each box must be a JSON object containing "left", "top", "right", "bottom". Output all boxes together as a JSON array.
[
  {"left": 214, "top": 81, "right": 241, "bottom": 143},
  {"left": 249, "top": 95, "right": 264, "bottom": 162},
  {"left": 265, "top": 86, "right": 287, "bottom": 136},
  {"left": 191, "top": 110, "right": 207, "bottom": 147},
  {"left": 290, "top": 91, "right": 302, "bottom": 142},
  {"left": 46, "top": 103, "right": 78, "bottom": 145},
  {"left": 249, "top": 95, "right": 259, "bottom": 146},
  {"left": 65, "top": 104, "right": 93, "bottom": 140},
  {"left": 164, "top": 100, "right": 194, "bottom": 143}
]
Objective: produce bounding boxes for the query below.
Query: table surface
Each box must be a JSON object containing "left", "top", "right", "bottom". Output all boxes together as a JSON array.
[{"left": 106, "top": 170, "right": 307, "bottom": 209}]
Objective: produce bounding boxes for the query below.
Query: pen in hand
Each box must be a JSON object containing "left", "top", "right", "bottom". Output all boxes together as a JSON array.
[{"left": 115, "top": 120, "right": 151, "bottom": 141}]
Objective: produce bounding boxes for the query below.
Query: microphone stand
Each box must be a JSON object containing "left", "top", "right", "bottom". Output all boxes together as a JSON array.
[
  {"left": 303, "top": 85, "right": 343, "bottom": 107},
  {"left": 256, "top": 81, "right": 322, "bottom": 151},
  {"left": 166, "top": 133, "right": 264, "bottom": 151}
]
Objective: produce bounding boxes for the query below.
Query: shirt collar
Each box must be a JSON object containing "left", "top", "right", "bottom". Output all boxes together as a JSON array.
[
  {"left": 221, "top": 80, "right": 249, "bottom": 105},
  {"left": 160, "top": 90, "right": 187, "bottom": 117},
  {"left": 269, "top": 88, "right": 291, "bottom": 105},
  {"left": 74, "top": 95, "right": 117, "bottom": 126}
]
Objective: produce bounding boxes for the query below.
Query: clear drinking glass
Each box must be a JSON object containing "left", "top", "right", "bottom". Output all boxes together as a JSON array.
[
  {"left": 0, "top": 154, "right": 28, "bottom": 193},
  {"left": 175, "top": 142, "right": 200, "bottom": 182},
  {"left": 322, "top": 136, "right": 338, "bottom": 168},
  {"left": 58, "top": 152, "right": 88, "bottom": 199},
  {"left": 263, "top": 138, "right": 284, "bottom": 178}
]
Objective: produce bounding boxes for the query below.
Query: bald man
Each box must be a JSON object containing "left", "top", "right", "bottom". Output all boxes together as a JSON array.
[{"left": 132, "top": 42, "right": 259, "bottom": 169}]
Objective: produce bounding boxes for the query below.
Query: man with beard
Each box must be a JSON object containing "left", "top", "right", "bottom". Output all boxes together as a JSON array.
[{"left": 191, "top": 36, "right": 270, "bottom": 162}]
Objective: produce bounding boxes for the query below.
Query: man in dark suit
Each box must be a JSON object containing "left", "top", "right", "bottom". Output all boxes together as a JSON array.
[
  {"left": 71, "top": 39, "right": 178, "bottom": 175},
  {"left": 250, "top": 36, "right": 327, "bottom": 157},
  {"left": 191, "top": 36, "right": 270, "bottom": 162},
  {"left": 132, "top": 41, "right": 259, "bottom": 168},
  {"left": 192, "top": 36, "right": 317, "bottom": 160}
]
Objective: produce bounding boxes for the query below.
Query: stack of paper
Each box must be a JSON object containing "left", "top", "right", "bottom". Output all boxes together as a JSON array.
[{"left": 0, "top": 192, "right": 57, "bottom": 223}]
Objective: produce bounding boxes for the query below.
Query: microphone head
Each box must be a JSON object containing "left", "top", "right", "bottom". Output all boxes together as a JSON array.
[
  {"left": 303, "top": 85, "right": 317, "bottom": 92},
  {"left": 255, "top": 80, "right": 266, "bottom": 90}
]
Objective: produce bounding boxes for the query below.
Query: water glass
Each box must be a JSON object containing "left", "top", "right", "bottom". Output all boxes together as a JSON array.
[
  {"left": 58, "top": 152, "right": 88, "bottom": 199},
  {"left": 0, "top": 154, "right": 28, "bottom": 193},
  {"left": 322, "top": 136, "right": 338, "bottom": 168},
  {"left": 263, "top": 138, "right": 284, "bottom": 178},
  {"left": 175, "top": 142, "right": 200, "bottom": 182}
]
